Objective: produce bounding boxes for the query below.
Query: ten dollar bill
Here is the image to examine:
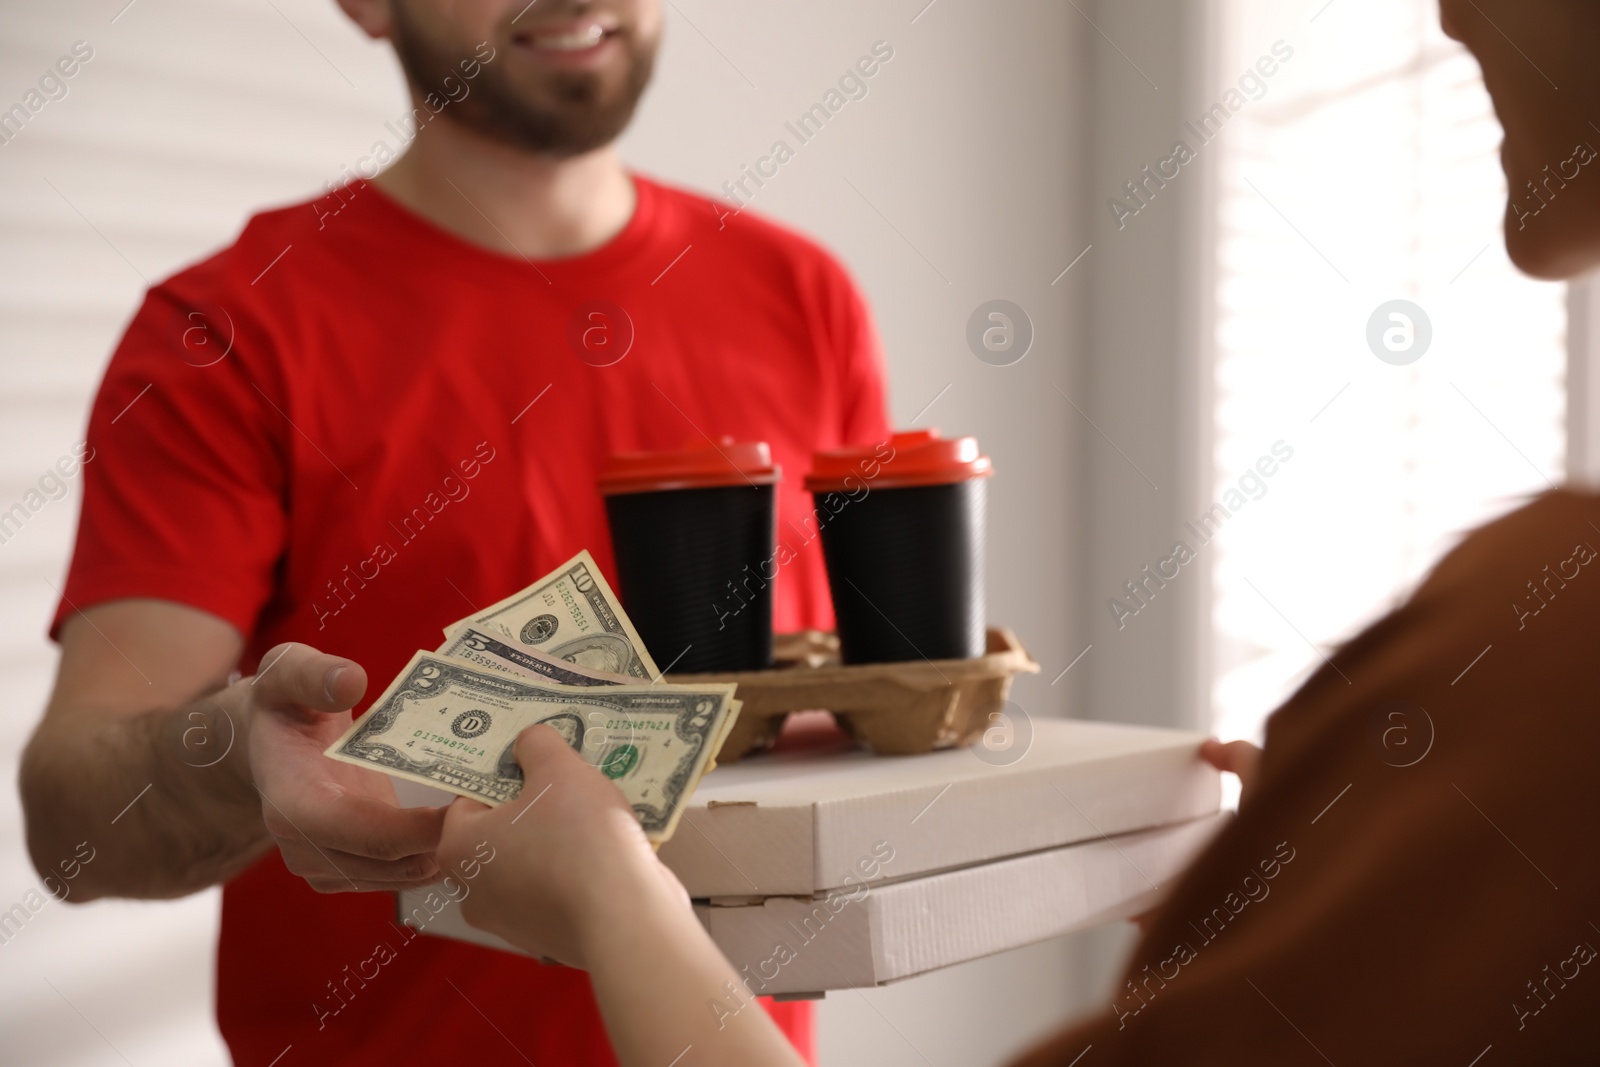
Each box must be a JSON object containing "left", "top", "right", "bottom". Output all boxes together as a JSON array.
[{"left": 444, "top": 550, "right": 660, "bottom": 681}]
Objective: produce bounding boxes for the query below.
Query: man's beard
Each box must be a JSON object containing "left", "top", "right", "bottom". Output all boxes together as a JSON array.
[{"left": 389, "top": 6, "right": 655, "bottom": 158}]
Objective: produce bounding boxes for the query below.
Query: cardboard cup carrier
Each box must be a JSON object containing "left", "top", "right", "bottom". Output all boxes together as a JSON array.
[
  {"left": 599, "top": 439, "right": 779, "bottom": 674},
  {"left": 667, "top": 430, "right": 1033, "bottom": 762}
]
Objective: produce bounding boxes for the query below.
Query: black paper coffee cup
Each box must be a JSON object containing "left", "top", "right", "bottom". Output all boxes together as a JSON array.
[
  {"left": 806, "top": 431, "right": 991, "bottom": 664},
  {"left": 600, "top": 439, "right": 779, "bottom": 673}
]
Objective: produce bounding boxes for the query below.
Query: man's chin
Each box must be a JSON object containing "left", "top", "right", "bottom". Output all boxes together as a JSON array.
[{"left": 469, "top": 59, "right": 650, "bottom": 155}]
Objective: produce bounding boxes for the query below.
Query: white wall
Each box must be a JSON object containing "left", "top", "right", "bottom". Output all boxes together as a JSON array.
[
  {"left": 0, "top": 4, "right": 403, "bottom": 1062},
  {"left": 0, "top": 1, "right": 1093, "bottom": 1064},
  {"left": 1063, "top": 0, "right": 1219, "bottom": 1006}
]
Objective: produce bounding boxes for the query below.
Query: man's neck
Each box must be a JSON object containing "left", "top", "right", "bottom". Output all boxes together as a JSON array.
[{"left": 373, "top": 114, "right": 636, "bottom": 261}]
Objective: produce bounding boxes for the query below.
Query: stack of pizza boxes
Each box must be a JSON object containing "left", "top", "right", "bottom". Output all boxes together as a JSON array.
[{"left": 403, "top": 715, "right": 1224, "bottom": 996}]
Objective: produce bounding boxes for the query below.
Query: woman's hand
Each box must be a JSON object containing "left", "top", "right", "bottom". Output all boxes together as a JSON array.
[
  {"left": 436, "top": 725, "right": 824, "bottom": 1067},
  {"left": 1200, "top": 738, "right": 1263, "bottom": 807},
  {"left": 436, "top": 724, "right": 690, "bottom": 968},
  {"left": 1131, "top": 737, "right": 1267, "bottom": 933}
]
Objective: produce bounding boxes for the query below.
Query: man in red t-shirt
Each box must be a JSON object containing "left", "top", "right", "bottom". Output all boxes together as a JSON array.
[{"left": 18, "top": 1, "right": 889, "bottom": 1063}]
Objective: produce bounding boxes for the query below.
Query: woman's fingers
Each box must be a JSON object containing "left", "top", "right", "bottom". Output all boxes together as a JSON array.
[
  {"left": 1200, "top": 738, "right": 1264, "bottom": 801},
  {"left": 1200, "top": 738, "right": 1260, "bottom": 774},
  {"left": 439, "top": 796, "right": 491, "bottom": 860},
  {"left": 514, "top": 721, "right": 589, "bottom": 778}
]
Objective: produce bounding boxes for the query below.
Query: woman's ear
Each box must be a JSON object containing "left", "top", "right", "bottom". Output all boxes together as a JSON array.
[{"left": 334, "top": 0, "right": 394, "bottom": 40}]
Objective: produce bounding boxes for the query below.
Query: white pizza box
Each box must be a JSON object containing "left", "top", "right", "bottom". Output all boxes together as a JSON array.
[
  {"left": 657, "top": 716, "right": 1221, "bottom": 899},
  {"left": 698, "top": 810, "right": 1227, "bottom": 994},
  {"left": 392, "top": 717, "right": 1223, "bottom": 899},
  {"left": 398, "top": 811, "right": 1228, "bottom": 995}
]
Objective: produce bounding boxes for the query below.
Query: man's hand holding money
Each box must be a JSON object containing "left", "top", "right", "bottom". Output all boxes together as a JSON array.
[{"left": 245, "top": 642, "right": 447, "bottom": 893}]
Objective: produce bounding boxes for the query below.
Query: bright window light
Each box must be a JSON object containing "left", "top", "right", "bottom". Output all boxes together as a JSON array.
[{"left": 1208, "top": 0, "right": 1567, "bottom": 744}]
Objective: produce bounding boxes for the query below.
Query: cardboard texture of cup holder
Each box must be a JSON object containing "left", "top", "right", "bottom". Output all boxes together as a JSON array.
[{"left": 668, "top": 627, "right": 1040, "bottom": 763}]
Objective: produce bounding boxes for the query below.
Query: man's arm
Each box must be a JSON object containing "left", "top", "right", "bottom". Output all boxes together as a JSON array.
[
  {"left": 20, "top": 598, "right": 448, "bottom": 902},
  {"left": 22, "top": 600, "right": 262, "bottom": 899}
]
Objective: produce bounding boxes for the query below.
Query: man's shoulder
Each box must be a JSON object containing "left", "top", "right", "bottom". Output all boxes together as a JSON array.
[
  {"left": 151, "top": 185, "right": 364, "bottom": 304},
  {"left": 639, "top": 175, "right": 859, "bottom": 288},
  {"left": 116, "top": 187, "right": 369, "bottom": 389}
]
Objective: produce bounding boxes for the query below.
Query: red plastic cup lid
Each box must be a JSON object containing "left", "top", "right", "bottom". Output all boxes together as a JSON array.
[
  {"left": 804, "top": 429, "right": 992, "bottom": 492},
  {"left": 598, "top": 437, "right": 781, "bottom": 495}
]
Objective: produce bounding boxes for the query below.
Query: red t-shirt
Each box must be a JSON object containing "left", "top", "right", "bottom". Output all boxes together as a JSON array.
[{"left": 55, "top": 175, "right": 890, "bottom": 1066}]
